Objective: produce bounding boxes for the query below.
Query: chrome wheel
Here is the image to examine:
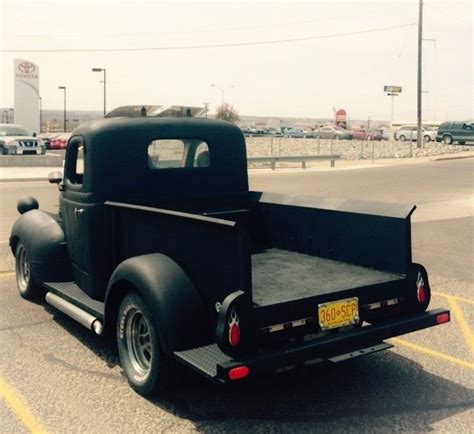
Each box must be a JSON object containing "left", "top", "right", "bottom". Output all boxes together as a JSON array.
[
  {"left": 16, "top": 244, "right": 30, "bottom": 294},
  {"left": 125, "top": 308, "right": 152, "bottom": 377}
]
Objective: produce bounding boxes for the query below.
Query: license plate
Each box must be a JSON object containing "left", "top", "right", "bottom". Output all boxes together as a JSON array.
[{"left": 318, "top": 297, "right": 359, "bottom": 330}]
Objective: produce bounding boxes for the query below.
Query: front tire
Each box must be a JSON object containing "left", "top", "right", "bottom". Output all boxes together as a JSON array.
[
  {"left": 424, "top": 135, "right": 431, "bottom": 142},
  {"left": 15, "top": 242, "right": 43, "bottom": 299},
  {"left": 443, "top": 135, "right": 453, "bottom": 144},
  {"left": 399, "top": 135, "right": 406, "bottom": 142},
  {"left": 117, "top": 292, "right": 177, "bottom": 396}
]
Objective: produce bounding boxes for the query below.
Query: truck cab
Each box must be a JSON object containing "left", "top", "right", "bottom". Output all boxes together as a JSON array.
[{"left": 10, "top": 117, "right": 450, "bottom": 397}]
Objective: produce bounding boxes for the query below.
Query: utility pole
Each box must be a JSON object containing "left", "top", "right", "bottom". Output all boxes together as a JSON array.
[
  {"left": 58, "top": 86, "right": 66, "bottom": 132},
  {"left": 416, "top": 0, "right": 423, "bottom": 149}
]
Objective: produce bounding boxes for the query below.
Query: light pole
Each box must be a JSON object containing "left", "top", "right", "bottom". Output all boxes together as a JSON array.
[
  {"left": 210, "top": 84, "right": 235, "bottom": 105},
  {"left": 202, "top": 102, "right": 209, "bottom": 118},
  {"left": 58, "top": 86, "right": 66, "bottom": 132},
  {"left": 92, "top": 68, "right": 107, "bottom": 115},
  {"left": 39, "top": 96, "right": 42, "bottom": 133}
]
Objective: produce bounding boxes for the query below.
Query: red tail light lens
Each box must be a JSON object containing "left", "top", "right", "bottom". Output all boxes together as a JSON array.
[
  {"left": 436, "top": 313, "right": 450, "bottom": 324},
  {"left": 417, "top": 285, "right": 426, "bottom": 303},
  {"left": 228, "top": 365, "right": 249, "bottom": 381},
  {"left": 229, "top": 322, "right": 240, "bottom": 347}
]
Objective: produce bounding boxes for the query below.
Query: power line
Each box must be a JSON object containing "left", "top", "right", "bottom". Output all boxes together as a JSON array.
[
  {"left": 1, "top": 23, "right": 416, "bottom": 53},
  {"left": 4, "top": 9, "right": 383, "bottom": 39}
]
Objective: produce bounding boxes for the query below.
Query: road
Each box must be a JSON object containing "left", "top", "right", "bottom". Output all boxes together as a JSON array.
[{"left": 0, "top": 158, "right": 473, "bottom": 432}]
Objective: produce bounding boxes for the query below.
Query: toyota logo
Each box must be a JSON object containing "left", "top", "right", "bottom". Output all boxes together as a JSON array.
[{"left": 18, "top": 62, "right": 35, "bottom": 74}]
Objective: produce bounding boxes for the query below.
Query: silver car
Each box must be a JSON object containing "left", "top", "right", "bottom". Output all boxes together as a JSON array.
[
  {"left": 395, "top": 125, "right": 437, "bottom": 142},
  {"left": 0, "top": 124, "right": 45, "bottom": 155}
]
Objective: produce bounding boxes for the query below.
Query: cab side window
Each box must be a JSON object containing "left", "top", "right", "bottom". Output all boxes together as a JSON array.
[{"left": 65, "top": 136, "right": 84, "bottom": 186}]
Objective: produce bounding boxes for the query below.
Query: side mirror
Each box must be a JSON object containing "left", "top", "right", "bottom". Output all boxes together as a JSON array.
[{"left": 48, "top": 171, "right": 63, "bottom": 184}]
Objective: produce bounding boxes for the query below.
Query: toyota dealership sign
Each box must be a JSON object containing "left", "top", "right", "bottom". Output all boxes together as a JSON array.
[{"left": 14, "top": 58, "right": 40, "bottom": 135}]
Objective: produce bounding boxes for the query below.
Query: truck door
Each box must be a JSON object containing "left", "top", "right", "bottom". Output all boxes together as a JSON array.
[{"left": 60, "top": 136, "right": 89, "bottom": 286}]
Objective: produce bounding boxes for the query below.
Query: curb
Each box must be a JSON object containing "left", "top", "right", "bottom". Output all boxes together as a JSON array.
[
  {"left": 433, "top": 155, "right": 474, "bottom": 162},
  {"left": 0, "top": 177, "right": 49, "bottom": 183}
]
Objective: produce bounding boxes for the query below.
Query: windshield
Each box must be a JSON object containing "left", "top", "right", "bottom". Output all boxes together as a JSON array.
[{"left": 0, "top": 126, "right": 29, "bottom": 136}]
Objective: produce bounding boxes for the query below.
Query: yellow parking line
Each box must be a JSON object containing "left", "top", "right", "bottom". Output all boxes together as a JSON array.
[
  {"left": 0, "top": 271, "right": 15, "bottom": 278},
  {"left": 433, "top": 291, "right": 474, "bottom": 306},
  {"left": 446, "top": 296, "right": 474, "bottom": 356},
  {"left": 391, "top": 338, "right": 474, "bottom": 370},
  {"left": 0, "top": 376, "right": 48, "bottom": 433}
]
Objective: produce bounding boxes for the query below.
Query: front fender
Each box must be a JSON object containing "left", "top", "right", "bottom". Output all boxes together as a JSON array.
[
  {"left": 10, "top": 209, "right": 72, "bottom": 283},
  {"left": 105, "top": 254, "right": 211, "bottom": 353}
]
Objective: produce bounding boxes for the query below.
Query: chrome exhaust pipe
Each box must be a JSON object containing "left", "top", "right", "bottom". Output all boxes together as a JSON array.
[{"left": 45, "top": 292, "right": 103, "bottom": 335}]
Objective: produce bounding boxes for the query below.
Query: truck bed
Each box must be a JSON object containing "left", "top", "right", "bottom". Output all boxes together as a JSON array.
[{"left": 251, "top": 248, "right": 405, "bottom": 307}]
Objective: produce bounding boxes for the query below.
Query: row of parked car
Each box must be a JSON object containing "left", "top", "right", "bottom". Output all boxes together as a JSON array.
[
  {"left": 394, "top": 122, "right": 474, "bottom": 145},
  {"left": 241, "top": 125, "right": 390, "bottom": 141}
]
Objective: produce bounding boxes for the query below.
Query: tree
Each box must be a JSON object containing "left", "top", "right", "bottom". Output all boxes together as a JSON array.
[{"left": 215, "top": 103, "right": 240, "bottom": 123}]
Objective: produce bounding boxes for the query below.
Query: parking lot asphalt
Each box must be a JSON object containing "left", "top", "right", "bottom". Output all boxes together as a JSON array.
[{"left": 0, "top": 158, "right": 472, "bottom": 432}]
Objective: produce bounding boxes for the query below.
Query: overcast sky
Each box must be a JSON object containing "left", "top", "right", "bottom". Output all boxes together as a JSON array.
[{"left": 1, "top": 0, "right": 472, "bottom": 121}]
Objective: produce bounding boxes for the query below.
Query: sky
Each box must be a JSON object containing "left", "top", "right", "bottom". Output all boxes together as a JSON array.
[{"left": 1, "top": 0, "right": 472, "bottom": 122}]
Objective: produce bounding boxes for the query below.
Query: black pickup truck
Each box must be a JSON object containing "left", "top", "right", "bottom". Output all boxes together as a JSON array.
[{"left": 10, "top": 117, "right": 450, "bottom": 396}]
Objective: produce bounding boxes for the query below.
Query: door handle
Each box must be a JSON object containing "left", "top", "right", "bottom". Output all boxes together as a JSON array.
[{"left": 74, "top": 207, "right": 84, "bottom": 218}]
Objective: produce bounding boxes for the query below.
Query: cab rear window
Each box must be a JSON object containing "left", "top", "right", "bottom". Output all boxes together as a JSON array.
[{"left": 147, "top": 139, "right": 210, "bottom": 169}]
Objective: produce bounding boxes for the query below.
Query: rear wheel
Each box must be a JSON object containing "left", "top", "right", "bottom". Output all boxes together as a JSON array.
[
  {"left": 424, "top": 135, "right": 431, "bottom": 142},
  {"left": 117, "top": 292, "right": 177, "bottom": 396},
  {"left": 443, "top": 135, "right": 453, "bottom": 145},
  {"left": 399, "top": 135, "right": 406, "bottom": 142},
  {"left": 15, "top": 242, "right": 43, "bottom": 299}
]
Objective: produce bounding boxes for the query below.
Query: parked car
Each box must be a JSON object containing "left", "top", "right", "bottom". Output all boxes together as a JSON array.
[
  {"left": 374, "top": 129, "right": 391, "bottom": 141},
  {"left": 395, "top": 126, "right": 436, "bottom": 142},
  {"left": 317, "top": 126, "right": 353, "bottom": 140},
  {"left": 435, "top": 121, "right": 474, "bottom": 145},
  {"left": 286, "top": 128, "right": 307, "bottom": 138},
  {"left": 0, "top": 124, "right": 45, "bottom": 155},
  {"left": 50, "top": 132, "right": 72, "bottom": 150},
  {"left": 37, "top": 133, "right": 60, "bottom": 150},
  {"left": 351, "top": 128, "right": 383, "bottom": 141}
]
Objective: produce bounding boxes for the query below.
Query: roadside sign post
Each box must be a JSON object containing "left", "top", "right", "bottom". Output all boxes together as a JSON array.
[{"left": 384, "top": 85, "right": 402, "bottom": 141}]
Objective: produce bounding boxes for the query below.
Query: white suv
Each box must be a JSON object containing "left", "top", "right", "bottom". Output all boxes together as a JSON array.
[
  {"left": 395, "top": 125, "right": 437, "bottom": 142},
  {"left": 0, "top": 124, "right": 45, "bottom": 155}
]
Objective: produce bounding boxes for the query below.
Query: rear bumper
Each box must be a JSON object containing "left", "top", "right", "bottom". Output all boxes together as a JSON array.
[{"left": 174, "top": 308, "right": 450, "bottom": 383}]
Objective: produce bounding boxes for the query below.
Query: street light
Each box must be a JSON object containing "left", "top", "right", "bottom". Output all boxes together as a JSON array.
[
  {"left": 92, "top": 68, "right": 107, "bottom": 116},
  {"left": 210, "top": 84, "right": 235, "bottom": 105},
  {"left": 58, "top": 86, "right": 66, "bottom": 132}
]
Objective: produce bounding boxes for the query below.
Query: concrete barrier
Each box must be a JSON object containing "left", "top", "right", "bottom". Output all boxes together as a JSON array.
[{"left": 0, "top": 154, "right": 63, "bottom": 167}]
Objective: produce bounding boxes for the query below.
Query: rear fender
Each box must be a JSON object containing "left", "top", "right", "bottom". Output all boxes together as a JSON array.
[
  {"left": 105, "top": 254, "right": 211, "bottom": 353},
  {"left": 10, "top": 209, "right": 72, "bottom": 283}
]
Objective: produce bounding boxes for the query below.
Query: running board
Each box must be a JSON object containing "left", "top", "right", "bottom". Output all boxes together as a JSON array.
[{"left": 327, "top": 342, "right": 393, "bottom": 363}]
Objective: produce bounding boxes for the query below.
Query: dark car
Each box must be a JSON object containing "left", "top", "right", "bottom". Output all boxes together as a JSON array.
[{"left": 435, "top": 122, "right": 474, "bottom": 145}]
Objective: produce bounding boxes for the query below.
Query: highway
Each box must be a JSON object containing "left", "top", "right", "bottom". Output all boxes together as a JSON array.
[{"left": 0, "top": 157, "right": 472, "bottom": 432}]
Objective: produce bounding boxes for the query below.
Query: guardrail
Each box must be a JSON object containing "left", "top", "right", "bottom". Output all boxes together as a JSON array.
[{"left": 247, "top": 154, "right": 341, "bottom": 170}]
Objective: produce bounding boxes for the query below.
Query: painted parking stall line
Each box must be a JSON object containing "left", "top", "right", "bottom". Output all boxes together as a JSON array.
[{"left": 0, "top": 376, "right": 48, "bottom": 433}]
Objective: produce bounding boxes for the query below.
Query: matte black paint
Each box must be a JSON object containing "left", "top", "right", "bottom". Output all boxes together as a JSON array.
[
  {"left": 10, "top": 209, "right": 72, "bottom": 282},
  {"left": 105, "top": 253, "right": 211, "bottom": 353}
]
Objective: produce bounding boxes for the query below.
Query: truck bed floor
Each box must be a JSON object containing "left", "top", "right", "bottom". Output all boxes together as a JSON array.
[{"left": 251, "top": 248, "right": 405, "bottom": 307}]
